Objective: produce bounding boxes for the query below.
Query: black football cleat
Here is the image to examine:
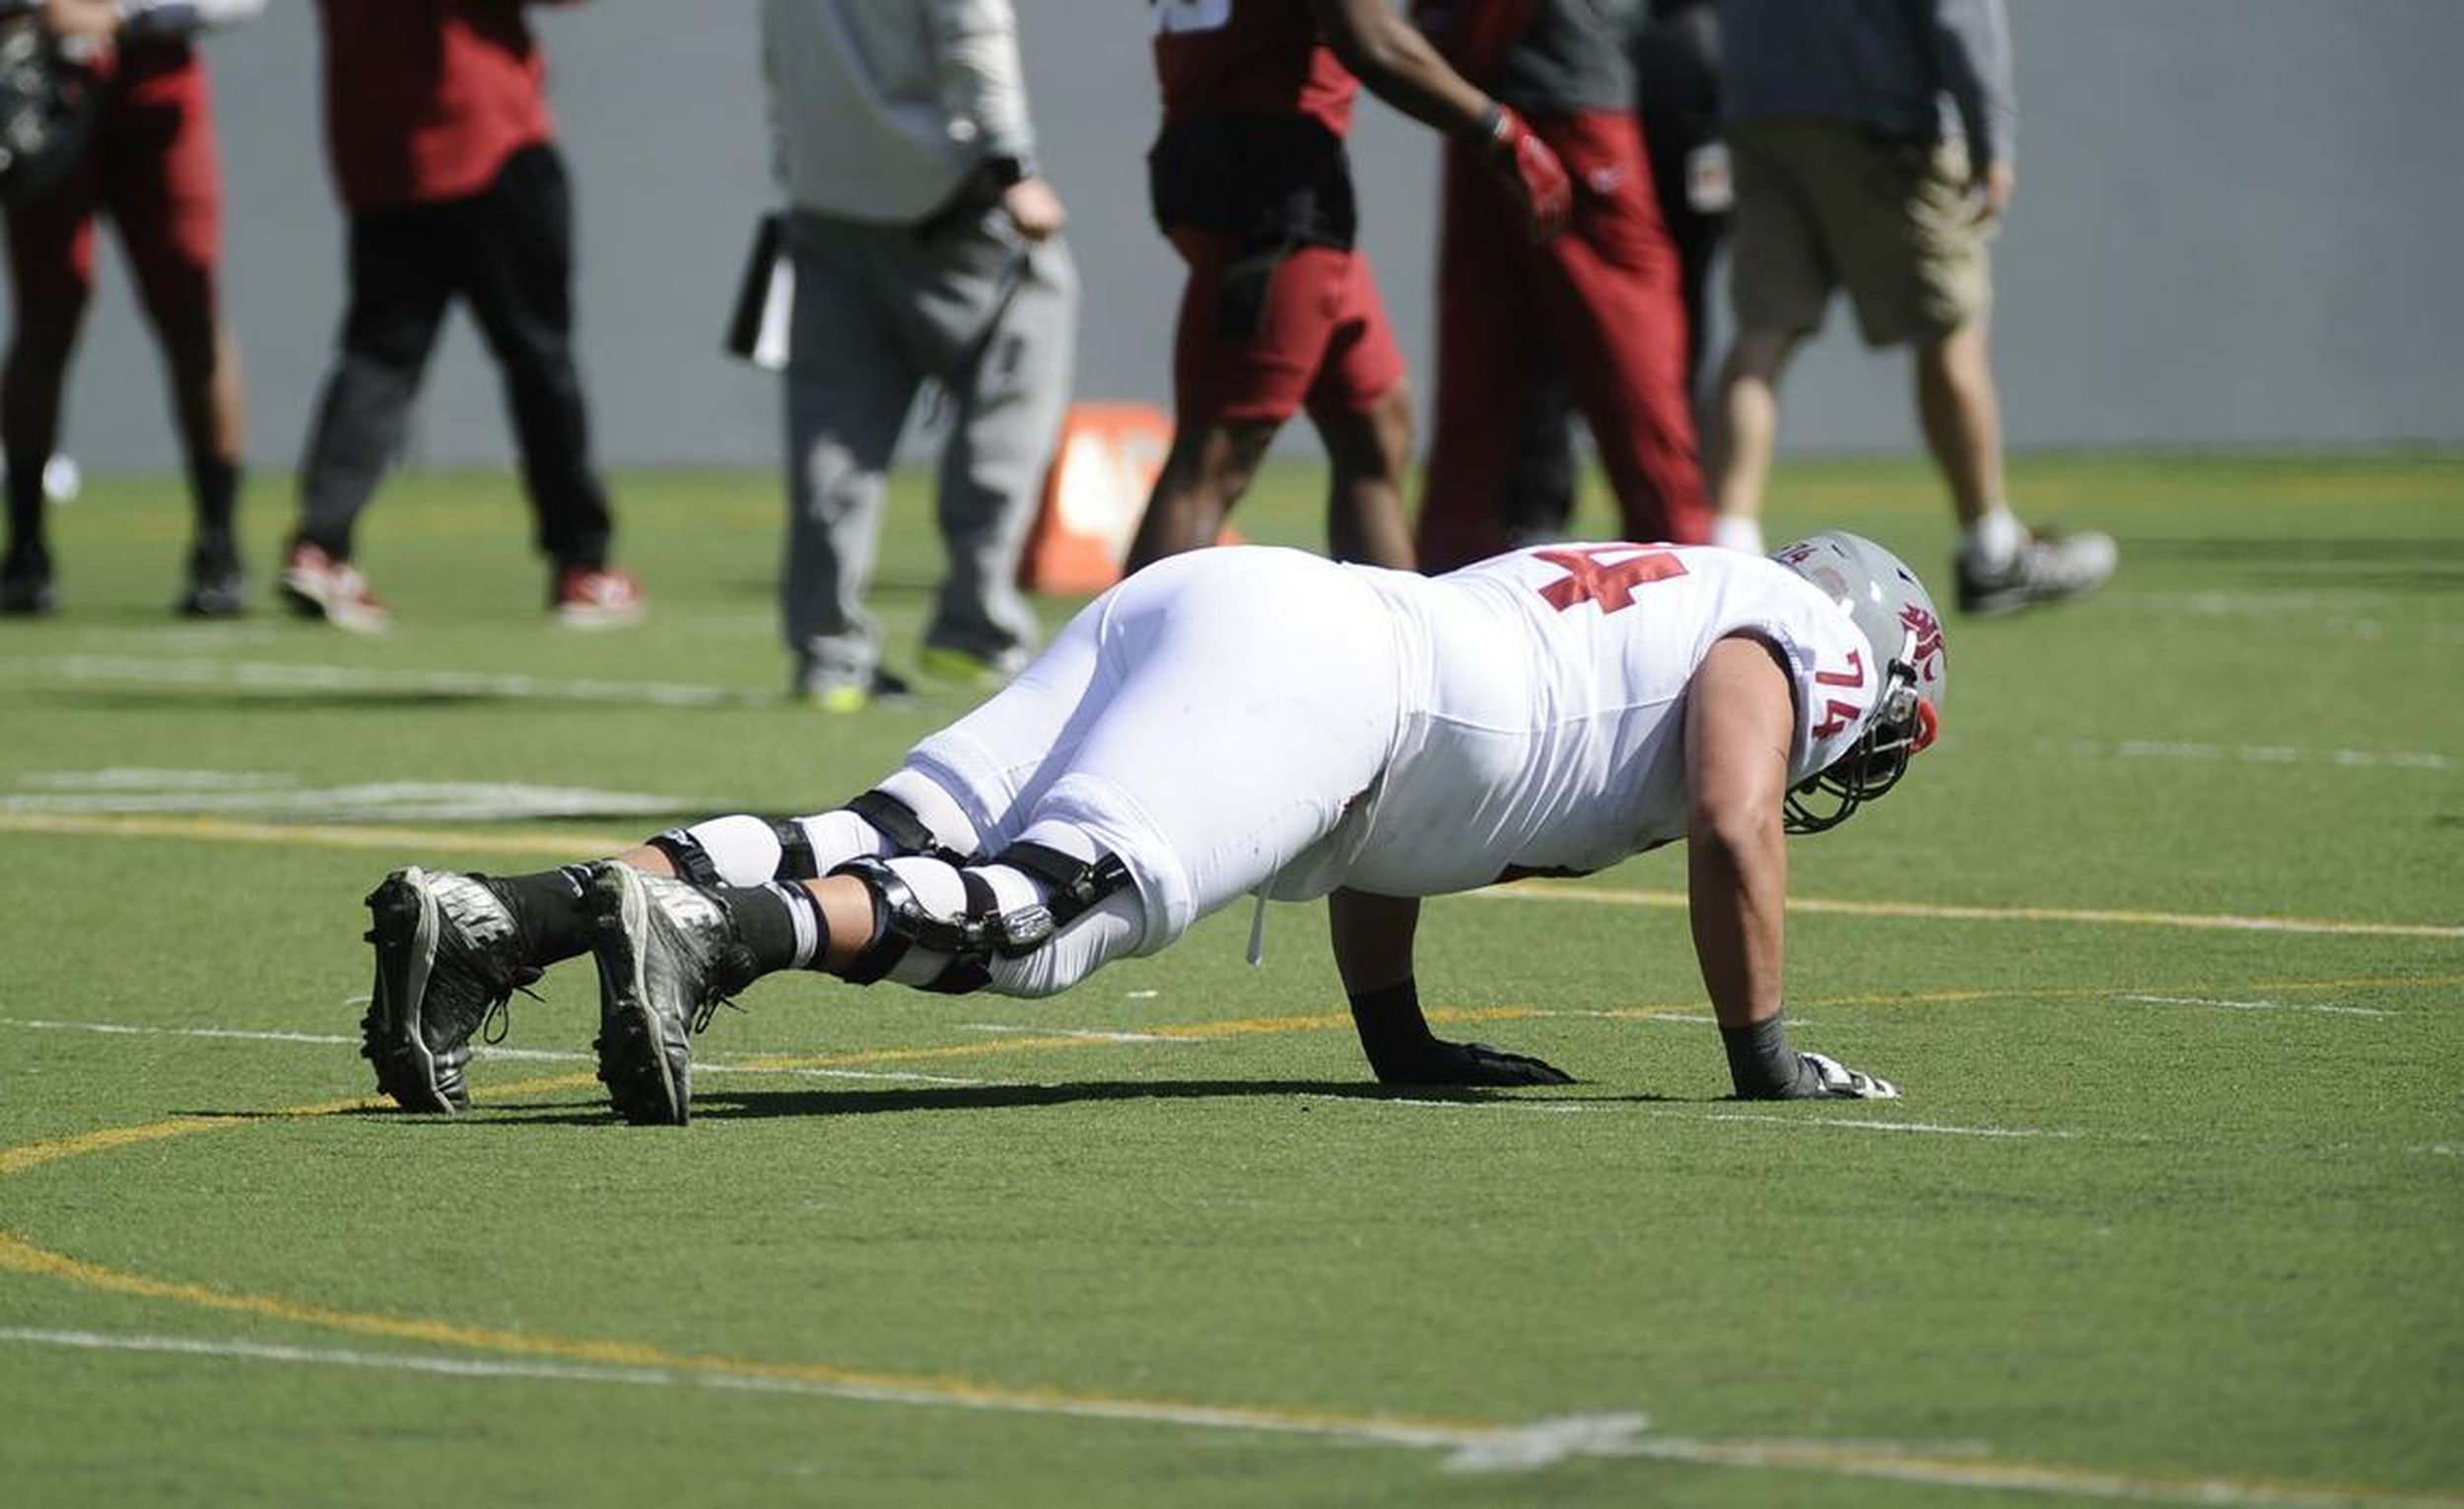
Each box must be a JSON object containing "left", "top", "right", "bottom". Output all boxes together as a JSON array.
[
  {"left": 582, "top": 863, "right": 757, "bottom": 1127},
  {"left": 1, "top": 540, "right": 55, "bottom": 617},
  {"left": 362, "top": 866, "right": 540, "bottom": 1113},
  {"left": 176, "top": 536, "right": 247, "bottom": 618}
]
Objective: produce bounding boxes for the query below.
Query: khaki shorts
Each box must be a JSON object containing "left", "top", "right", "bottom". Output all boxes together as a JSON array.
[{"left": 1727, "top": 118, "right": 1991, "bottom": 347}]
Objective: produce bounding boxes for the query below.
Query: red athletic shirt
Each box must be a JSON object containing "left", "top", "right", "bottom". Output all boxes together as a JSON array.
[
  {"left": 316, "top": 0, "right": 555, "bottom": 213},
  {"left": 1153, "top": 0, "right": 1358, "bottom": 139}
]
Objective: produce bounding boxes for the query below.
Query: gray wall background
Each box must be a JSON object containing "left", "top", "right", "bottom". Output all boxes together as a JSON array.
[{"left": 29, "top": 0, "right": 2464, "bottom": 476}]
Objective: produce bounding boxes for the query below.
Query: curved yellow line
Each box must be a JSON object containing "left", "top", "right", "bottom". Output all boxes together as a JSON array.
[{"left": 5, "top": 991, "right": 2459, "bottom": 1507}]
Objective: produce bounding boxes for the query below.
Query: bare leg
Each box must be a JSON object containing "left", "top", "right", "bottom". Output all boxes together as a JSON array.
[
  {"left": 3, "top": 298, "right": 84, "bottom": 556},
  {"left": 1914, "top": 319, "right": 2004, "bottom": 529},
  {"left": 1706, "top": 326, "right": 1802, "bottom": 534},
  {"left": 1310, "top": 378, "right": 1416, "bottom": 570},
  {"left": 1122, "top": 417, "right": 1276, "bottom": 573}
]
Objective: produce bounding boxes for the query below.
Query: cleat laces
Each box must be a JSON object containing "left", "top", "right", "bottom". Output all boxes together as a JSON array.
[{"left": 478, "top": 967, "right": 546, "bottom": 1047}]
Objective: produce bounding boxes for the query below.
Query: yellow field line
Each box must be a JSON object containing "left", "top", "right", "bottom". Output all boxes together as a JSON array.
[
  {"left": 10, "top": 809, "right": 2455, "bottom": 941},
  {"left": 4, "top": 996, "right": 2460, "bottom": 1505},
  {"left": 0, "top": 1227, "right": 1492, "bottom": 1438},
  {"left": 1472, "top": 880, "right": 2464, "bottom": 940}
]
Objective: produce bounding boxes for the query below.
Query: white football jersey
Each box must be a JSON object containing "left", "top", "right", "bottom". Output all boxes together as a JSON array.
[{"left": 1267, "top": 543, "right": 1882, "bottom": 900}]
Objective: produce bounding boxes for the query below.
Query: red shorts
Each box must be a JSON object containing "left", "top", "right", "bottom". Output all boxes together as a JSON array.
[
  {"left": 1169, "top": 229, "right": 1404, "bottom": 427},
  {"left": 5, "top": 42, "right": 223, "bottom": 322}
]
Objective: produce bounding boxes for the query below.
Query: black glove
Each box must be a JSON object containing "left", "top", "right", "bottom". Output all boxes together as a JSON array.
[
  {"left": 1348, "top": 979, "right": 1575, "bottom": 1086},
  {"left": 1378, "top": 1037, "right": 1576, "bottom": 1087}
]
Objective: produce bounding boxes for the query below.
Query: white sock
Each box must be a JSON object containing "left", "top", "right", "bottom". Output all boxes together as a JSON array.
[
  {"left": 1710, "top": 514, "right": 1765, "bottom": 554},
  {"left": 1962, "top": 506, "right": 2025, "bottom": 569},
  {"left": 765, "top": 881, "right": 821, "bottom": 969}
]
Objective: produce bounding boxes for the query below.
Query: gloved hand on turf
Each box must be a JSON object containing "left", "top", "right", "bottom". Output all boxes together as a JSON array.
[
  {"left": 1347, "top": 978, "right": 1575, "bottom": 1086},
  {"left": 1477, "top": 103, "right": 1571, "bottom": 240},
  {"left": 1722, "top": 1012, "right": 1899, "bottom": 1100},
  {"left": 1374, "top": 1036, "right": 1577, "bottom": 1087},
  {"left": 1779, "top": 1050, "right": 1899, "bottom": 1100}
]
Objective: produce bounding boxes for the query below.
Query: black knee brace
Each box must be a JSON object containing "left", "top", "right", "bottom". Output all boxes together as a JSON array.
[
  {"left": 847, "top": 789, "right": 973, "bottom": 862},
  {"left": 645, "top": 829, "right": 721, "bottom": 885},
  {"left": 831, "top": 844, "right": 1133, "bottom": 995}
]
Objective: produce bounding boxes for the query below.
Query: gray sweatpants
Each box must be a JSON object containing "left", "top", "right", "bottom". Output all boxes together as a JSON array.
[{"left": 781, "top": 205, "right": 1077, "bottom": 693}]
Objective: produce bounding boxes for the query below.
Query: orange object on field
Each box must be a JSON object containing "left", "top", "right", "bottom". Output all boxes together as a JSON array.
[{"left": 1021, "top": 402, "right": 1238, "bottom": 593}]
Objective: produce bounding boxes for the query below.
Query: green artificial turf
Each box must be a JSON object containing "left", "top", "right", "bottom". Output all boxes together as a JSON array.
[{"left": 0, "top": 452, "right": 2458, "bottom": 1507}]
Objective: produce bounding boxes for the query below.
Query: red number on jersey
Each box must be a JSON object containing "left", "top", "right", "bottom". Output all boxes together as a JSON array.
[
  {"left": 1532, "top": 546, "right": 1687, "bottom": 614},
  {"left": 1814, "top": 650, "right": 1866, "bottom": 688},
  {"left": 1810, "top": 699, "right": 1864, "bottom": 739}
]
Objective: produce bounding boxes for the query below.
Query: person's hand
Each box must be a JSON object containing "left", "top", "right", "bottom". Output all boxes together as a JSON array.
[
  {"left": 1371, "top": 1037, "right": 1576, "bottom": 1087},
  {"left": 1776, "top": 1050, "right": 1899, "bottom": 1100},
  {"left": 1481, "top": 104, "right": 1570, "bottom": 240},
  {"left": 40, "top": 0, "right": 120, "bottom": 41},
  {"left": 1972, "top": 159, "right": 2016, "bottom": 228},
  {"left": 1000, "top": 176, "right": 1067, "bottom": 241}
]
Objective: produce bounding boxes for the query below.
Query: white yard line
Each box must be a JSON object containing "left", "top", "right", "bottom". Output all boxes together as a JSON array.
[
  {"left": 0, "top": 1017, "right": 984, "bottom": 1085},
  {"left": 1, "top": 653, "right": 771, "bottom": 708},
  {"left": 2121, "top": 995, "right": 2394, "bottom": 1018},
  {"left": 2055, "top": 739, "right": 2456, "bottom": 774},
  {"left": 1299, "top": 1093, "right": 2077, "bottom": 1140},
  {"left": 1701, "top": 1112, "right": 2077, "bottom": 1139},
  {"left": 0, "top": 1327, "right": 2444, "bottom": 1507},
  {"left": 959, "top": 1022, "right": 1186, "bottom": 1044},
  {"left": 3, "top": 799, "right": 2448, "bottom": 943}
]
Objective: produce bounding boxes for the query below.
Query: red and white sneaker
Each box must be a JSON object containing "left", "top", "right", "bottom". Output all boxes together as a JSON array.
[
  {"left": 278, "top": 541, "right": 389, "bottom": 633},
  {"left": 552, "top": 564, "right": 646, "bottom": 629}
]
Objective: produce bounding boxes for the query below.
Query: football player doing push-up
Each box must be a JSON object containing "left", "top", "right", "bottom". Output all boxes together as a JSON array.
[{"left": 356, "top": 533, "right": 1947, "bottom": 1125}]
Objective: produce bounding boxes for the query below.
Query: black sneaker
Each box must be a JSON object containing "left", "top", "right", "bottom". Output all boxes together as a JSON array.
[
  {"left": 1955, "top": 530, "right": 2119, "bottom": 617},
  {"left": 176, "top": 537, "right": 246, "bottom": 618},
  {"left": 362, "top": 867, "right": 542, "bottom": 1113},
  {"left": 582, "top": 863, "right": 759, "bottom": 1126},
  {"left": 1, "top": 540, "right": 54, "bottom": 617}
]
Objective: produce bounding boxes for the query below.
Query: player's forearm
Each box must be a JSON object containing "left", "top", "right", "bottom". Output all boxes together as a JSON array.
[
  {"left": 1685, "top": 812, "right": 1787, "bottom": 1031},
  {"left": 1311, "top": 0, "right": 1493, "bottom": 141},
  {"left": 1329, "top": 887, "right": 1419, "bottom": 994}
]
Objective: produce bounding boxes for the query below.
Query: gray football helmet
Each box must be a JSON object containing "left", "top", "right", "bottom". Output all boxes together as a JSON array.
[{"left": 1772, "top": 531, "right": 1948, "bottom": 834}]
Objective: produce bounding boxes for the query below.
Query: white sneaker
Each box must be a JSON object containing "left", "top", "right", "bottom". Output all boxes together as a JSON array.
[
  {"left": 279, "top": 541, "right": 390, "bottom": 633},
  {"left": 1955, "top": 530, "right": 2117, "bottom": 617}
]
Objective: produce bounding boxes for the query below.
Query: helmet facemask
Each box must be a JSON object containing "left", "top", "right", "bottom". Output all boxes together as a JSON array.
[
  {"left": 1771, "top": 529, "right": 1949, "bottom": 836},
  {"left": 1783, "top": 644, "right": 1938, "bottom": 836}
]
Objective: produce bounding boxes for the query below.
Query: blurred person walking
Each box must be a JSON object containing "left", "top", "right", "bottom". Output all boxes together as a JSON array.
[
  {"left": 1125, "top": 0, "right": 1568, "bottom": 576},
  {"left": 1, "top": 0, "right": 262, "bottom": 618},
  {"left": 762, "top": 0, "right": 1077, "bottom": 711},
  {"left": 1498, "top": 0, "right": 1729, "bottom": 550},
  {"left": 282, "top": 0, "right": 643, "bottom": 633},
  {"left": 1411, "top": 0, "right": 1711, "bottom": 574},
  {"left": 1706, "top": 0, "right": 2114, "bottom": 613}
]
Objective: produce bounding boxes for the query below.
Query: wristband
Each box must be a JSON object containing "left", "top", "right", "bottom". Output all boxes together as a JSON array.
[
  {"left": 1347, "top": 979, "right": 1439, "bottom": 1078},
  {"left": 1721, "top": 1011, "right": 1815, "bottom": 1099}
]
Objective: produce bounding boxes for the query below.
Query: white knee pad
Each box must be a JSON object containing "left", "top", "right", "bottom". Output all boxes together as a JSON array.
[{"left": 650, "top": 814, "right": 783, "bottom": 886}]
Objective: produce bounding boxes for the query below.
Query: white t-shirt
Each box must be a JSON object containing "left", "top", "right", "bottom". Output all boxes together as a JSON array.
[{"left": 1266, "top": 543, "right": 1881, "bottom": 900}]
